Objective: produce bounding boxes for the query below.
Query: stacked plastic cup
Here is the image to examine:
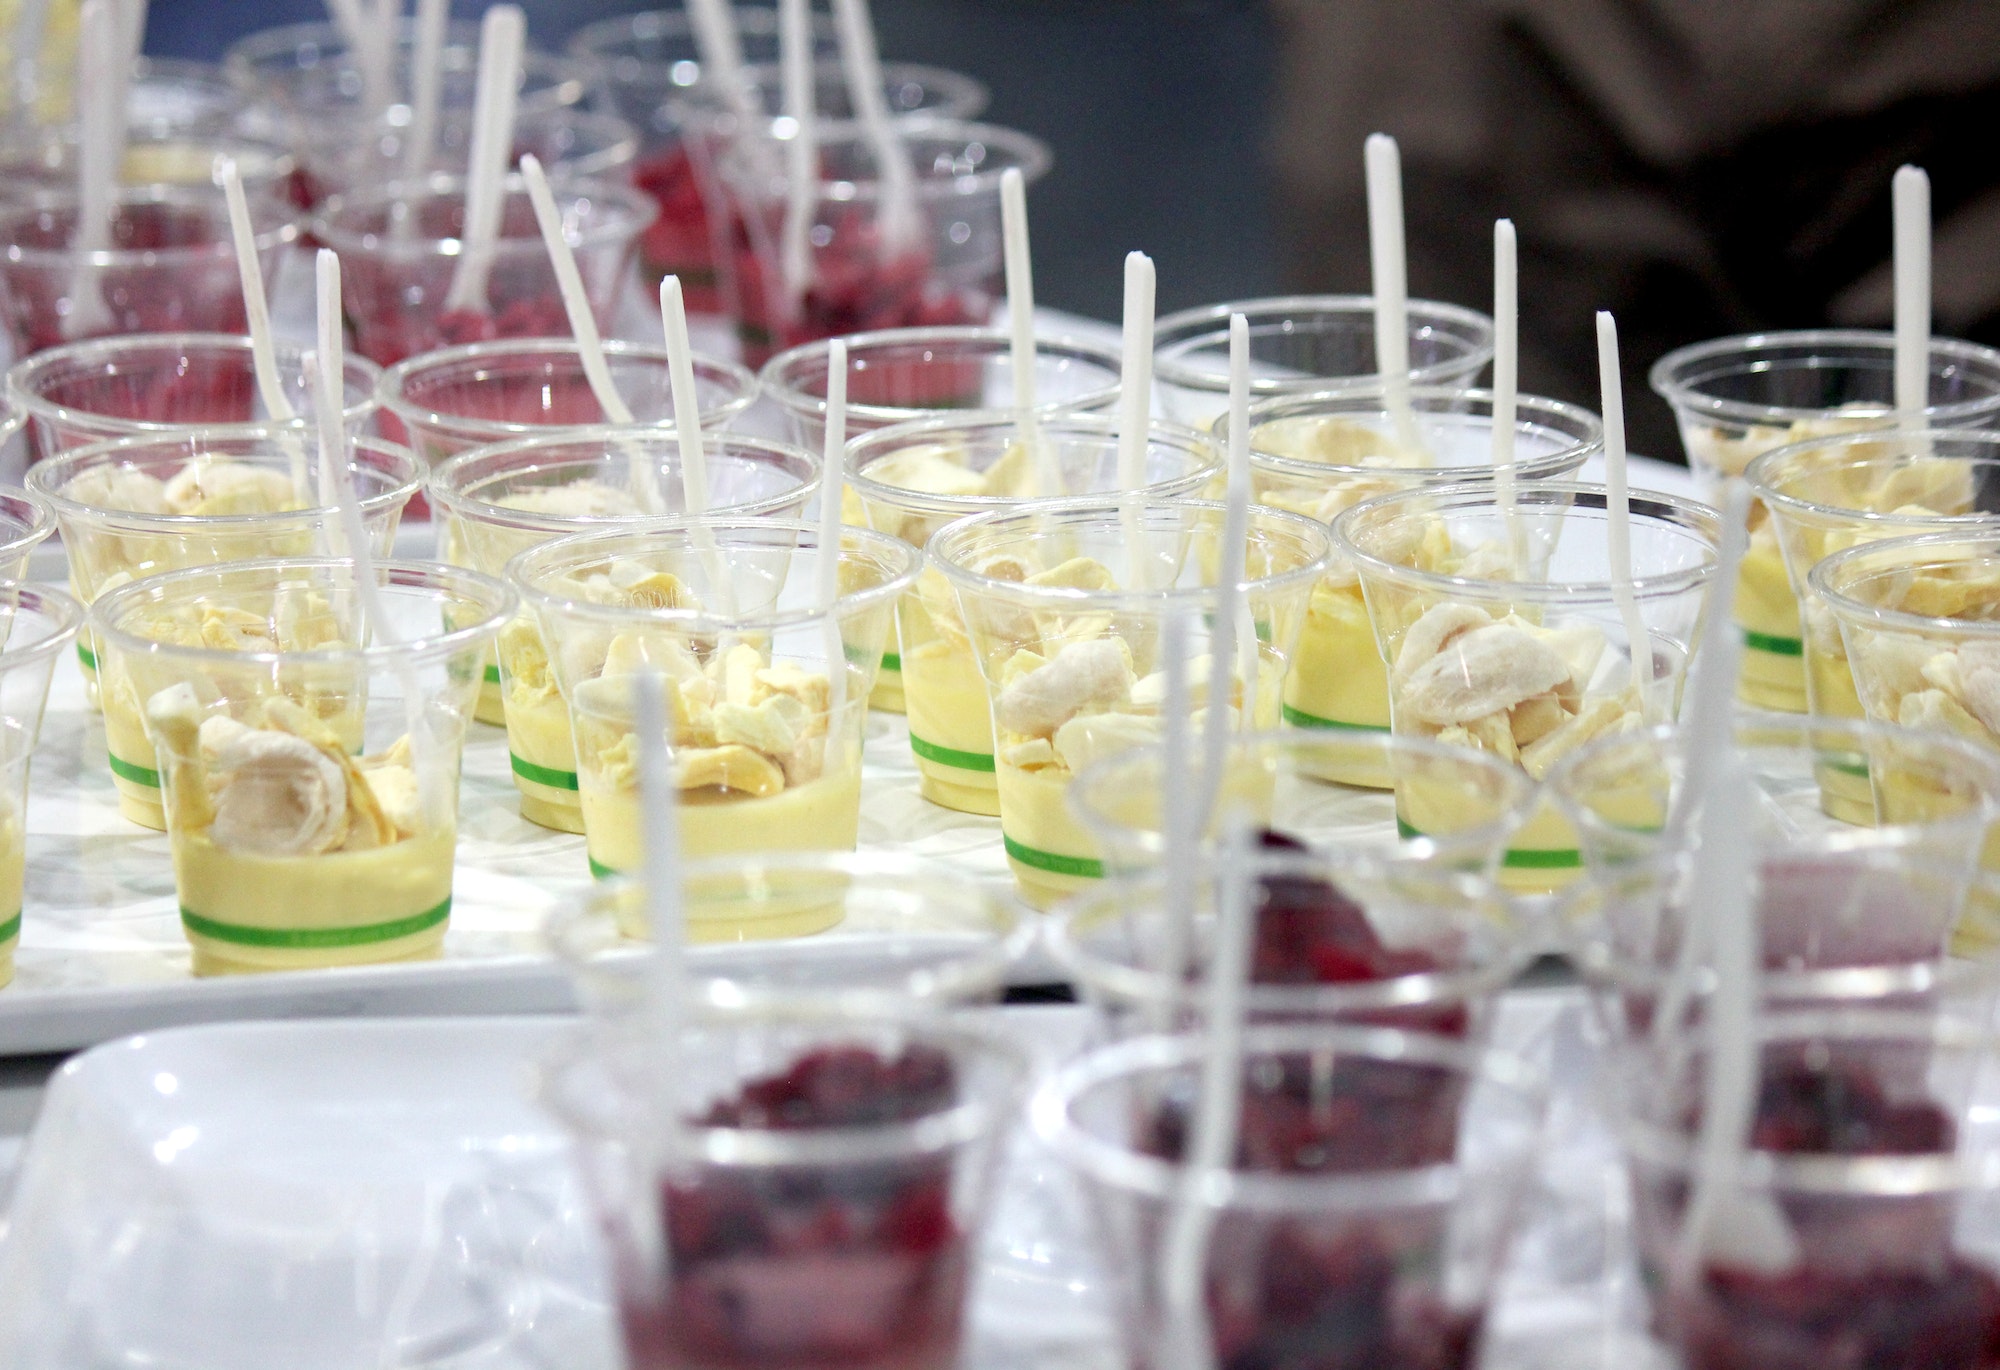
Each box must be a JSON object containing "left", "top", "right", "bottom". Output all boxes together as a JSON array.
[
  {"left": 1153, "top": 295, "right": 1496, "bottom": 430},
  {"left": 928, "top": 499, "right": 1334, "bottom": 907},
  {"left": 1222, "top": 387, "right": 1600, "bottom": 784},
  {"left": 90, "top": 558, "right": 514, "bottom": 974},
  {"left": 846, "top": 413, "right": 1216, "bottom": 771},
  {"left": 427, "top": 429, "right": 818, "bottom": 825},
  {"left": 0, "top": 585, "right": 84, "bottom": 989},
  {"left": 1336, "top": 481, "right": 1721, "bottom": 891},
  {"left": 512, "top": 519, "right": 917, "bottom": 883},
  {"left": 1650, "top": 330, "right": 2000, "bottom": 712}
]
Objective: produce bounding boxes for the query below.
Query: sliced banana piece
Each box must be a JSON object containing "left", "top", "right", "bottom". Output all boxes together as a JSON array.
[
  {"left": 206, "top": 729, "right": 349, "bottom": 856},
  {"left": 997, "top": 638, "right": 1135, "bottom": 739},
  {"left": 164, "top": 459, "right": 298, "bottom": 515},
  {"left": 1401, "top": 623, "right": 1572, "bottom": 725},
  {"left": 676, "top": 743, "right": 786, "bottom": 797}
]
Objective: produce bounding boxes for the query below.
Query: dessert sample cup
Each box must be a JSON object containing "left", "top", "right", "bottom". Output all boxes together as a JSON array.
[
  {"left": 1152, "top": 294, "right": 1496, "bottom": 430},
  {"left": 30, "top": 432, "right": 421, "bottom": 807},
  {"left": 312, "top": 176, "right": 655, "bottom": 367},
  {"left": 1650, "top": 330, "right": 2000, "bottom": 712},
  {"left": 0, "top": 585, "right": 84, "bottom": 989},
  {"left": 0, "top": 182, "right": 299, "bottom": 360},
  {"left": 1227, "top": 386, "right": 1600, "bottom": 784},
  {"left": 1068, "top": 728, "right": 1535, "bottom": 879},
  {"left": 848, "top": 414, "right": 1218, "bottom": 790},
  {"left": 513, "top": 519, "right": 917, "bottom": 885},
  {"left": 0, "top": 490, "right": 55, "bottom": 582},
  {"left": 929, "top": 499, "right": 1334, "bottom": 907},
  {"left": 1747, "top": 430, "right": 2000, "bottom": 823},
  {"left": 9, "top": 332, "right": 380, "bottom": 465},
  {"left": 714, "top": 120, "right": 1048, "bottom": 367},
  {"left": 1035, "top": 1024, "right": 1542, "bottom": 1370},
  {"left": 429, "top": 430, "right": 818, "bottom": 822},
  {"left": 1337, "top": 481, "right": 1721, "bottom": 893},
  {"left": 91, "top": 558, "right": 515, "bottom": 975},
  {"left": 760, "top": 325, "right": 1123, "bottom": 456},
  {"left": 542, "top": 1007, "right": 1027, "bottom": 1370},
  {"left": 378, "top": 338, "right": 757, "bottom": 469}
]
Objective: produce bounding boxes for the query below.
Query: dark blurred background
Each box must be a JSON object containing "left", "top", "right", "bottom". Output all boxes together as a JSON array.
[{"left": 147, "top": 0, "right": 2000, "bottom": 458}]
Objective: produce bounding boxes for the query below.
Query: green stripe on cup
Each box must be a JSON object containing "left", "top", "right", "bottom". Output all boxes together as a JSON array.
[
  {"left": 1742, "top": 629, "right": 1803, "bottom": 657},
  {"left": 1819, "top": 755, "right": 1871, "bottom": 778},
  {"left": 1284, "top": 704, "right": 1391, "bottom": 732},
  {"left": 0, "top": 911, "right": 18, "bottom": 944},
  {"left": 180, "top": 897, "right": 451, "bottom": 949},
  {"left": 108, "top": 752, "right": 160, "bottom": 788},
  {"left": 484, "top": 663, "right": 501, "bottom": 685},
  {"left": 589, "top": 855, "right": 619, "bottom": 880},
  {"left": 881, "top": 650, "right": 902, "bottom": 672},
  {"left": 1399, "top": 816, "right": 1579, "bottom": 869},
  {"left": 510, "top": 753, "right": 580, "bottom": 790},
  {"left": 77, "top": 641, "right": 97, "bottom": 671},
  {"left": 1003, "top": 835, "right": 1102, "bottom": 879},
  {"left": 909, "top": 734, "right": 996, "bottom": 772}
]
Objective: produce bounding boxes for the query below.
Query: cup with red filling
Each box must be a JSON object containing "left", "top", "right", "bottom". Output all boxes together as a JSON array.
[{"left": 541, "top": 1007, "right": 1028, "bottom": 1370}]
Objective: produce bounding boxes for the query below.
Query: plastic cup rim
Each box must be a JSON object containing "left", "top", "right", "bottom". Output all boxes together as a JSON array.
[
  {"left": 311, "top": 174, "right": 657, "bottom": 260},
  {"left": 1746, "top": 427, "right": 2000, "bottom": 531},
  {"left": 1647, "top": 328, "right": 2000, "bottom": 429},
  {"left": 1152, "top": 293, "right": 1498, "bottom": 396},
  {"left": 0, "top": 181, "right": 301, "bottom": 268},
  {"left": 716, "top": 117, "right": 1051, "bottom": 203},
  {"left": 1227, "top": 384, "right": 1604, "bottom": 481},
  {"left": 0, "top": 485, "right": 55, "bottom": 563},
  {"left": 1809, "top": 527, "right": 2000, "bottom": 638},
  {"left": 759, "top": 324, "right": 1125, "bottom": 424},
  {"left": 0, "top": 580, "right": 86, "bottom": 672}
]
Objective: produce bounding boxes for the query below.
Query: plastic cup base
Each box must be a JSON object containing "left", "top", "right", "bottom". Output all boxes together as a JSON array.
[
  {"left": 916, "top": 763, "right": 1000, "bottom": 817},
  {"left": 188, "top": 925, "right": 449, "bottom": 977},
  {"left": 518, "top": 790, "right": 587, "bottom": 835}
]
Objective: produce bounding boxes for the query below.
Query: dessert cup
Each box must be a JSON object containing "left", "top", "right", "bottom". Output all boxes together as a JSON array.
[
  {"left": 1747, "top": 431, "right": 2000, "bottom": 822},
  {"left": 0, "top": 488, "right": 55, "bottom": 582},
  {"left": 90, "top": 557, "right": 515, "bottom": 975},
  {"left": 1035, "top": 1023, "right": 1542, "bottom": 1370},
  {"left": 0, "top": 584, "right": 84, "bottom": 989},
  {"left": 1068, "top": 728, "right": 1536, "bottom": 878},
  {"left": 1337, "top": 481, "right": 1722, "bottom": 892},
  {"left": 9, "top": 332, "right": 379, "bottom": 465},
  {"left": 848, "top": 413, "right": 1217, "bottom": 780},
  {"left": 929, "top": 499, "right": 1334, "bottom": 907},
  {"left": 513, "top": 518, "right": 917, "bottom": 881},
  {"left": 1048, "top": 844, "right": 1534, "bottom": 1041},
  {"left": 312, "top": 175, "right": 655, "bottom": 367},
  {"left": 542, "top": 1006, "right": 1027, "bottom": 1370},
  {"left": 379, "top": 338, "right": 757, "bottom": 469},
  {"left": 30, "top": 432, "right": 421, "bottom": 802},
  {"left": 0, "top": 182, "right": 300, "bottom": 360},
  {"left": 714, "top": 120, "right": 1048, "bottom": 366},
  {"left": 1650, "top": 331, "right": 2000, "bottom": 712},
  {"left": 760, "top": 325, "right": 1124, "bottom": 457},
  {"left": 1153, "top": 294, "right": 1496, "bottom": 430},
  {"left": 1224, "top": 386, "right": 1600, "bottom": 784},
  {"left": 428, "top": 430, "right": 818, "bottom": 817}
]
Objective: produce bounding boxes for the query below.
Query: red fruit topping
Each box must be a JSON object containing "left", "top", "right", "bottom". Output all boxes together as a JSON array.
[{"left": 1678, "top": 1263, "right": 2000, "bottom": 1370}]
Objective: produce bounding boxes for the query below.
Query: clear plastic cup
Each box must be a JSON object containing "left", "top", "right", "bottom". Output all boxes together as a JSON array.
[
  {"left": 541, "top": 1006, "right": 1026, "bottom": 1370},
  {"left": 1336, "top": 481, "right": 1722, "bottom": 892},
  {"left": 847, "top": 413, "right": 1218, "bottom": 777},
  {"left": 9, "top": 332, "right": 380, "bottom": 465},
  {"left": 1048, "top": 846, "right": 1535, "bottom": 1041},
  {"left": 379, "top": 338, "right": 758, "bottom": 469},
  {"left": 714, "top": 120, "right": 1048, "bottom": 367},
  {"left": 294, "top": 104, "right": 640, "bottom": 208},
  {"left": 1035, "top": 1024, "right": 1542, "bottom": 1370},
  {"left": 928, "top": 499, "right": 1335, "bottom": 907},
  {"left": 0, "top": 181, "right": 301, "bottom": 360},
  {"left": 0, "top": 584, "right": 83, "bottom": 989},
  {"left": 0, "top": 488, "right": 56, "bottom": 580},
  {"left": 1650, "top": 331, "right": 2000, "bottom": 712},
  {"left": 512, "top": 518, "right": 917, "bottom": 880},
  {"left": 1222, "top": 387, "right": 1601, "bottom": 784},
  {"left": 90, "top": 557, "right": 516, "bottom": 975},
  {"left": 1068, "top": 728, "right": 1536, "bottom": 878},
  {"left": 1153, "top": 294, "right": 1497, "bottom": 430},
  {"left": 29, "top": 432, "right": 422, "bottom": 814},
  {"left": 312, "top": 175, "right": 656, "bottom": 367},
  {"left": 427, "top": 430, "right": 818, "bottom": 824},
  {"left": 760, "top": 325, "right": 1125, "bottom": 455}
]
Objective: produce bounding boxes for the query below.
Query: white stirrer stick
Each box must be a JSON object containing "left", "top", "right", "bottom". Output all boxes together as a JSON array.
[
  {"left": 830, "top": 0, "right": 918, "bottom": 252},
  {"left": 323, "top": 0, "right": 392, "bottom": 121},
  {"left": 1893, "top": 165, "right": 1931, "bottom": 425},
  {"left": 661, "top": 276, "right": 735, "bottom": 611},
  {"left": 67, "top": 0, "right": 122, "bottom": 338},
  {"left": 403, "top": 0, "right": 450, "bottom": 177},
  {"left": 1596, "top": 311, "right": 1656, "bottom": 722},
  {"left": 817, "top": 338, "right": 849, "bottom": 745},
  {"left": 1001, "top": 167, "right": 1060, "bottom": 498},
  {"left": 521, "top": 154, "right": 634, "bottom": 426},
  {"left": 1152, "top": 608, "right": 1197, "bottom": 1035},
  {"left": 1117, "top": 251, "right": 1157, "bottom": 589},
  {"left": 9, "top": 0, "right": 53, "bottom": 118},
  {"left": 217, "top": 157, "right": 308, "bottom": 500},
  {"left": 686, "top": 0, "right": 754, "bottom": 120},
  {"left": 442, "top": 4, "right": 524, "bottom": 314},
  {"left": 1159, "top": 814, "right": 1259, "bottom": 1370},
  {"left": 778, "top": 0, "right": 816, "bottom": 317},
  {"left": 1492, "top": 219, "right": 1522, "bottom": 576},
  {"left": 633, "top": 668, "right": 687, "bottom": 993},
  {"left": 1364, "top": 133, "right": 1416, "bottom": 449},
  {"left": 1198, "top": 314, "right": 1255, "bottom": 828}
]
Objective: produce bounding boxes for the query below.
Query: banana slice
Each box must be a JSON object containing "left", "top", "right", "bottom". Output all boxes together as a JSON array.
[
  {"left": 1401, "top": 623, "right": 1572, "bottom": 726},
  {"left": 608, "top": 559, "right": 698, "bottom": 610},
  {"left": 997, "top": 637, "right": 1135, "bottom": 739},
  {"left": 1052, "top": 710, "right": 1159, "bottom": 775},
  {"left": 164, "top": 459, "right": 298, "bottom": 515},
  {"left": 862, "top": 443, "right": 988, "bottom": 499},
  {"left": 207, "top": 729, "right": 349, "bottom": 855},
  {"left": 362, "top": 762, "right": 424, "bottom": 839},
  {"left": 497, "top": 480, "right": 642, "bottom": 517},
  {"left": 714, "top": 692, "right": 810, "bottom": 758},
  {"left": 1392, "top": 604, "right": 1493, "bottom": 685},
  {"left": 66, "top": 466, "right": 172, "bottom": 515},
  {"left": 676, "top": 744, "right": 786, "bottom": 797},
  {"left": 199, "top": 605, "right": 279, "bottom": 653}
]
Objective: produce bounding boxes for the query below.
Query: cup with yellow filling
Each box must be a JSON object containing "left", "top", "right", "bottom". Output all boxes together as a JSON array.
[
  {"left": 91, "top": 557, "right": 515, "bottom": 975},
  {"left": 1748, "top": 430, "right": 2000, "bottom": 824},
  {"left": 1219, "top": 386, "right": 1600, "bottom": 785},
  {"left": 30, "top": 432, "right": 422, "bottom": 821},
  {"left": 1337, "top": 481, "right": 1721, "bottom": 894},
  {"left": 1651, "top": 330, "right": 2000, "bottom": 712},
  {"left": 429, "top": 430, "right": 820, "bottom": 827},
  {"left": 848, "top": 414, "right": 1221, "bottom": 814},
  {"left": 513, "top": 518, "right": 918, "bottom": 910},
  {"left": 929, "top": 499, "right": 1333, "bottom": 909},
  {"left": 0, "top": 584, "right": 84, "bottom": 989}
]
